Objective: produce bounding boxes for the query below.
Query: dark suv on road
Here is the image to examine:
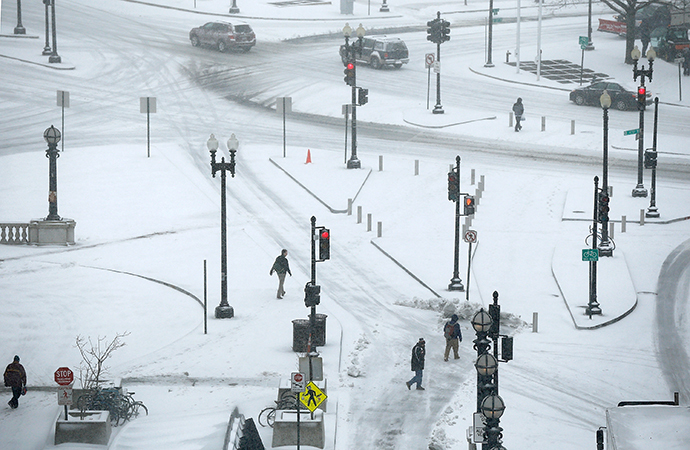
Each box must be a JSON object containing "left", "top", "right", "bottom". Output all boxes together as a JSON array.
[
  {"left": 340, "top": 36, "right": 409, "bottom": 69},
  {"left": 189, "top": 22, "right": 256, "bottom": 53}
]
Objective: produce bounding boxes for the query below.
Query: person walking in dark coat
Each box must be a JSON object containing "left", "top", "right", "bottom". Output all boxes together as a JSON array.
[
  {"left": 443, "top": 314, "right": 462, "bottom": 361},
  {"left": 270, "top": 249, "right": 292, "bottom": 299},
  {"left": 4, "top": 355, "right": 27, "bottom": 409},
  {"left": 512, "top": 98, "right": 524, "bottom": 132},
  {"left": 406, "top": 338, "right": 426, "bottom": 391},
  {"left": 682, "top": 48, "right": 690, "bottom": 76}
]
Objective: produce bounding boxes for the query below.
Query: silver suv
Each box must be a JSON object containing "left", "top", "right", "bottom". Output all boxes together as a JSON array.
[{"left": 340, "top": 36, "right": 409, "bottom": 69}]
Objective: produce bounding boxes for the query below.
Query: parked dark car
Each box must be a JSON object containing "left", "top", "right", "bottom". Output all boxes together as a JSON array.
[
  {"left": 339, "top": 36, "right": 409, "bottom": 69},
  {"left": 569, "top": 81, "right": 651, "bottom": 111},
  {"left": 651, "top": 25, "right": 690, "bottom": 61},
  {"left": 189, "top": 22, "right": 256, "bottom": 53}
]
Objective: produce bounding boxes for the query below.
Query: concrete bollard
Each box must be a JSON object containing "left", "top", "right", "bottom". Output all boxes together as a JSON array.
[
  {"left": 415, "top": 160, "right": 419, "bottom": 176},
  {"left": 608, "top": 185, "right": 613, "bottom": 197},
  {"left": 367, "top": 213, "right": 372, "bottom": 232},
  {"left": 541, "top": 116, "right": 546, "bottom": 132},
  {"left": 379, "top": 155, "right": 383, "bottom": 172},
  {"left": 348, "top": 198, "right": 352, "bottom": 216},
  {"left": 621, "top": 215, "right": 626, "bottom": 233},
  {"left": 610, "top": 221, "right": 615, "bottom": 240},
  {"left": 640, "top": 209, "right": 645, "bottom": 226},
  {"left": 532, "top": 312, "right": 538, "bottom": 333},
  {"left": 571, "top": 120, "right": 575, "bottom": 135},
  {"left": 357, "top": 206, "right": 362, "bottom": 224},
  {"left": 509, "top": 112, "right": 514, "bottom": 128},
  {"left": 377, "top": 222, "right": 382, "bottom": 237},
  {"left": 471, "top": 168, "right": 475, "bottom": 185}
]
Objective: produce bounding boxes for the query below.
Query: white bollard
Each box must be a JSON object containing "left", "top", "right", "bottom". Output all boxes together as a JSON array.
[
  {"left": 509, "top": 112, "right": 514, "bottom": 128},
  {"left": 415, "top": 160, "right": 419, "bottom": 176},
  {"left": 367, "top": 214, "right": 372, "bottom": 232},
  {"left": 571, "top": 120, "right": 575, "bottom": 135},
  {"left": 532, "top": 312, "right": 538, "bottom": 333},
  {"left": 640, "top": 209, "right": 645, "bottom": 226},
  {"left": 357, "top": 206, "right": 362, "bottom": 224},
  {"left": 377, "top": 222, "right": 382, "bottom": 238},
  {"left": 379, "top": 155, "right": 383, "bottom": 172},
  {"left": 541, "top": 116, "right": 546, "bottom": 132},
  {"left": 471, "top": 169, "right": 476, "bottom": 185},
  {"left": 610, "top": 221, "right": 615, "bottom": 240},
  {"left": 348, "top": 198, "right": 353, "bottom": 216},
  {"left": 621, "top": 215, "right": 626, "bottom": 233}
]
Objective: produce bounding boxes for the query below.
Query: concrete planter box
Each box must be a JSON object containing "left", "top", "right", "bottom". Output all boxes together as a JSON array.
[
  {"left": 55, "top": 410, "right": 111, "bottom": 445},
  {"left": 29, "top": 219, "right": 76, "bottom": 245}
]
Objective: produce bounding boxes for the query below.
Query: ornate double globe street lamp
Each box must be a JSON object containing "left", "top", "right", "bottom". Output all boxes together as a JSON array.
[
  {"left": 44, "top": 125, "right": 62, "bottom": 221},
  {"left": 342, "top": 23, "right": 365, "bottom": 169},
  {"left": 208, "top": 133, "right": 239, "bottom": 319},
  {"left": 630, "top": 45, "right": 655, "bottom": 198}
]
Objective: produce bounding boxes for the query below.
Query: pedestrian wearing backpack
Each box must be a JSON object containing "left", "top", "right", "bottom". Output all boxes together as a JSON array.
[
  {"left": 4, "top": 355, "right": 27, "bottom": 409},
  {"left": 406, "top": 338, "right": 426, "bottom": 391},
  {"left": 269, "top": 249, "right": 292, "bottom": 299},
  {"left": 443, "top": 314, "right": 462, "bottom": 361}
]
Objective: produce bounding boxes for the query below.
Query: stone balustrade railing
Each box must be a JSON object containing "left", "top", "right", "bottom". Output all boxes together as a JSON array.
[{"left": 0, "top": 223, "right": 30, "bottom": 244}]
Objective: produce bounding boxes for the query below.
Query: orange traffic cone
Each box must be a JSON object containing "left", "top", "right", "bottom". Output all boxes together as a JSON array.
[{"left": 305, "top": 149, "right": 312, "bottom": 164}]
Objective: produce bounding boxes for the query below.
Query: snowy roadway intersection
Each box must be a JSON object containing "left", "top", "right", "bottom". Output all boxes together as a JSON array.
[{"left": 2, "top": 0, "right": 690, "bottom": 449}]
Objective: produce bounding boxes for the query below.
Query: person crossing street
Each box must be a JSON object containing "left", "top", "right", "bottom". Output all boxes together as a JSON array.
[
  {"left": 269, "top": 249, "right": 292, "bottom": 299},
  {"left": 4, "top": 355, "right": 27, "bottom": 409}
]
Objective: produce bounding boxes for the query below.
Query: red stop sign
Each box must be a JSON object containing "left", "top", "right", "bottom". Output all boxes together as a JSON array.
[{"left": 54, "top": 367, "right": 74, "bottom": 386}]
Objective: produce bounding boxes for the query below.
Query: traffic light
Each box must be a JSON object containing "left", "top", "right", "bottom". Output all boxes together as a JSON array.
[
  {"left": 463, "top": 195, "right": 475, "bottom": 216},
  {"left": 501, "top": 336, "right": 513, "bottom": 362},
  {"left": 344, "top": 62, "right": 355, "bottom": 86},
  {"left": 440, "top": 20, "right": 451, "bottom": 42},
  {"left": 637, "top": 85, "right": 646, "bottom": 110},
  {"left": 644, "top": 148, "right": 657, "bottom": 169},
  {"left": 597, "top": 190, "right": 610, "bottom": 223},
  {"left": 357, "top": 87, "right": 368, "bottom": 106},
  {"left": 319, "top": 228, "right": 330, "bottom": 260},
  {"left": 447, "top": 171, "right": 459, "bottom": 202},
  {"left": 304, "top": 282, "right": 321, "bottom": 308},
  {"left": 427, "top": 19, "right": 442, "bottom": 44}
]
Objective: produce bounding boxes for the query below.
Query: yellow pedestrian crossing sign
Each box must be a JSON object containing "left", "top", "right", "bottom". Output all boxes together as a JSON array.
[{"left": 299, "top": 381, "right": 327, "bottom": 412}]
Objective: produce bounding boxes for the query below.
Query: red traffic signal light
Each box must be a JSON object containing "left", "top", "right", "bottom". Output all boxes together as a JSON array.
[
  {"left": 344, "top": 62, "right": 355, "bottom": 86},
  {"left": 319, "top": 228, "right": 330, "bottom": 260},
  {"left": 638, "top": 86, "right": 646, "bottom": 96},
  {"left": 463, "top": 195, "right": 475, "bottom": 216}
]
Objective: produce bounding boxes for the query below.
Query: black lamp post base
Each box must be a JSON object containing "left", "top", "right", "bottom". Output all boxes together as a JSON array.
[
  {"left": 229, "top": 6, "right": 240, "bottom": 13},
  {"left": 14, "top": 26, "right": 26, "bottom": 35},
  {"left": 585, "top": 42, "right": 595, "bottom": 51},
  {"left": 215, "top": 305, "right": 234, "bottom": 319},
  {"left": 586, "top": 304, "right": 602, "bottom": 316},
  {"left": 645, "top": 207, "right": 659, "bottom": 218},
  {"left": 43, "top": 47, "right": 53, "bottom": 55},
  {"left": 631, "top": 186, "right": 648, "bottom": 198},
  {"left": 484, "top": 62, "right": 495, "bottom": 68},
  {"left": 49, "top": 54, "right": 62, "bottom": 64},
  {"left": 432, "top": 105, "right": 445, "bottom": 114},
  {"left": 346, "top": 158, "right": 361, "bottom": 169},
  {"left": 448, "top": 278, "right": 464, "bottom": 291}
]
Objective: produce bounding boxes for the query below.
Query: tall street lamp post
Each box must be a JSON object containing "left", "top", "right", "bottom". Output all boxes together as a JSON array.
[
  {"left": 485, "top": 0, "right": 495, "bottom": 67},
  {"left": 49, "top": 0, "right": 61, "bottom": 63},
  {"left": 646, "top": 97, "right": 660, "bottom": 218},
  {"left": 44, "top": 125, "right": 62, "bottom": 221},
  {"left": 587, "top": 176, "right": 602, "bottom": 317},
  {"left": 585, "top": 0, "right": 594, "bottom": 50},
  {"left": 472, "top": 309, "right": 494, "bottom": 413},
  {"left": 343, "top": 23, "right": 365, "bottom": 169},
  {"left": 208, "top": 133, "right": 238, "bottom": 319},
  {"left": 631, "top": 45, "right": 655, "bottom": 198},
  {"left": 598, "top": 91, "right": 613, "bottom": 257},
  {"left": 229, "top": 0, "right": 239, "bottom": 13},
  {"left": 14, "top": 0, "right": 26, "bottom": 34},
  {"left": 448, "top": 156, "right": 464, "bottom": 291},
  {"left": 42, "top": 0, "right": 52, "bottom": 55}
]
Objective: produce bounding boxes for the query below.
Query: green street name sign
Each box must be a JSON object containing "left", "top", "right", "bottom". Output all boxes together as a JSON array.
[
  {"left": 579, "top": 36, "right": 589, "bottom": 47},
  {"left": 582, "top": 249, "right": 599, "bottom": 261},
  {"left": 624, "top": 128, "right": 640, "bottom": 136}
]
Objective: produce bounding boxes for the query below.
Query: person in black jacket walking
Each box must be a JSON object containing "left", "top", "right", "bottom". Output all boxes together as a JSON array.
[
  {"left": 4, "top": 355, "right": 27, "bottom": 409},
  {"left": 269, "top": 249, "right": 292, "bottom": 299},
  {"left": 512, "top": 97, "right": 524, "bottom": 132},
  {"left": 406, "top": 338, "right": 426, "bottom": 391}
]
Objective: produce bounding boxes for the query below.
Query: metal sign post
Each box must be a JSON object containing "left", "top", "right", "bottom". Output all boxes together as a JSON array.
[
  {"left": 54, "top": 367, "right": 74, "bottom": 420},
  {"left": 291, "top": 372, "right": 305, "bottom": 450},
  {"left": 140, "top": 97, "right": 157, "bottom": 157},
  {"left": 56, "top": 90, "right": 69, "bottom": 152},
  {"left": 277, "top": 97, "right": 292, "bottom": 157},
  {"left": 464, "top": 230, "right": 477, "bottom": 301},
  {"left": 425, "top": 53, "right": 435, "bottom": 109}
]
